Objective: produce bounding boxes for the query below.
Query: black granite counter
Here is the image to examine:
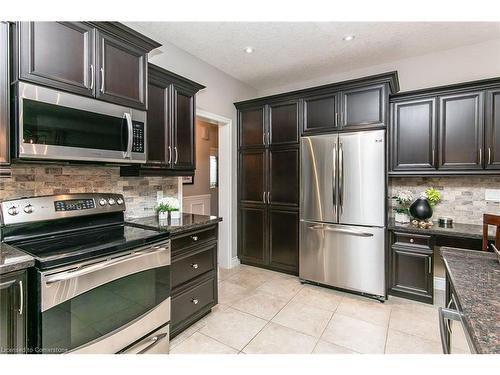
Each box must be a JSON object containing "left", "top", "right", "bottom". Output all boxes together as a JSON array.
[
  {"left": 0, "top": 243, "right": 34, "bottom": 275},
  {"left": 440, "top": 247, "right": 500, "bottom": 354},
  {"left": 388, "top": 218, "right": 489, "bottom": 240},
  {"left": 127, "top": 213, "right": 222, "bottom": 235}
]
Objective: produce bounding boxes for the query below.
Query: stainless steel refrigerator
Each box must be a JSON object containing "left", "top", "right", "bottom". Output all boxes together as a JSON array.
[{"left": 300, "top": 130, "right": 386, "bottom": 299}]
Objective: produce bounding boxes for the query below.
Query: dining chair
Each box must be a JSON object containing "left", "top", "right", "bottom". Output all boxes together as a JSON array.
[{"left": 482, "top": 213, "right": 500, "bottom": 252}]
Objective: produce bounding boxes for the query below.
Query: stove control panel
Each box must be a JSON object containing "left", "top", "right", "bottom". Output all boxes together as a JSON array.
[{"left": 0, "top": 193, "right": 126, "bottom": 226}]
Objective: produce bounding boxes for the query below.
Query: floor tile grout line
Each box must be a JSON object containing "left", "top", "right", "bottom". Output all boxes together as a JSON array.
[
  {"left": 195, "top": 330, "right": 241, "bottom": 352},
  {"left": 383, "top": 307, "right": 393, "bottom": 354},
  {"left": 310, "top": 298, "right": 340, "bottom": 353}
]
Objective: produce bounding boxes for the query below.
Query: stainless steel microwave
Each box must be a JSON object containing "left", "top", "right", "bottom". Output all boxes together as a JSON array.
[{"left": 16, "top": 82, "right": 147, "bottom": 164}]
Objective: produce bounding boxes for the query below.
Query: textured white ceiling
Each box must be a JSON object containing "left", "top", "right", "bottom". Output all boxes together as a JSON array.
[{"left": 128, "top": 22, "right": 500, "bottom": 91}]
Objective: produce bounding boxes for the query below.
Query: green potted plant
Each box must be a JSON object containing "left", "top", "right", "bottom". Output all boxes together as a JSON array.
[
  {"left": 156, "top": 202, "right": 170, "bottom": 220},
  {"left": 425, "top": 187, "right": 442, "bottom": 209},
  {"left": 393, "top": 190, "right": 414, "bottom": 223},
  {"left": 155, "top": 197, "right": 181, "bottom": 220}
]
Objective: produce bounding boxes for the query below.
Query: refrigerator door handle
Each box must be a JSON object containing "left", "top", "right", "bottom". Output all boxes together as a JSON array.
[
  {"left": 332, "top": 143, "right": 337, "bottom": 215},
  {"left": 307, "top": 224, "right": 374, "bottom": 237},
  {"left": 338, "top": 142, "right": 344, "bottom": 214}
]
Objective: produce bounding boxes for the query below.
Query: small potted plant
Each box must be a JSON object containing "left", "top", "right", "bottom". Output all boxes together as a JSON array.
[
  {"left": 393, "top": 190, "right": 413, "bottom": 223},
  {"left": 425, "top": 187, "right": 441, "bottom": 209},
  {"left": 156, "top": 196, "right": 181, "bottom": 220},
  {"left": 156, "top": 202, "right": 170, "bottom": 220}
]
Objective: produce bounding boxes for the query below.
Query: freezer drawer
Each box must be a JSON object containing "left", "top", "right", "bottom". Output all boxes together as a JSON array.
[{"left": 299, "top": 220, "right": 385, "bottom": 297}]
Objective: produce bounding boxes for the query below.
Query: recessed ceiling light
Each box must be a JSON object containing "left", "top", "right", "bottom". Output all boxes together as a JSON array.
[
  {"left": 244, "top": 46, "right": 254, "bottom": 54},
  {"left": 343, "top": 35, "right": 355, "bottom": 41}
]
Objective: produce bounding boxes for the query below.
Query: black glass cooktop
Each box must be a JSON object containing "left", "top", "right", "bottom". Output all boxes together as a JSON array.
[{"left": 10, "top": 224, "right": 169, "bottom": 269}]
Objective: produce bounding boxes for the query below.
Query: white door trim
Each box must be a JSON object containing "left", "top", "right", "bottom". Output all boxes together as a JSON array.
[{"left": 194, "top": 109, "right": 234, "bottom": 269}]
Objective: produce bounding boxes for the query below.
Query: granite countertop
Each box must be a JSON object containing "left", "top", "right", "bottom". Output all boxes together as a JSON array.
[
  {"left": 127, "top": 213, "right": 222, "bottom": 235},
  {"left": 440, "top": 247, "right": 500, "bottom": 354},
  {"left": 0, "top": 242, "right": 35, "bottom": 275},
  {"left": 388, "top": 218, "right": 489, "bottom": 239}
]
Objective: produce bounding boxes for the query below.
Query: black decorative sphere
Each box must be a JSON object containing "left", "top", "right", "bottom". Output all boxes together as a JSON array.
[{"left": 409, "top": 197, "right": 433, "bottom": 220}]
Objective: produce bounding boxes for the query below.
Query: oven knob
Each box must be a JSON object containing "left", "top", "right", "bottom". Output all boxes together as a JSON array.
[
  {"left": 116, "top": 197, "right": 124, "bottom": 205},
  {"left": 7, "top": 206, "right": 18, "bottom": 216},
  {"left": 108, "top": 198, "right": 116, "bottom": 206},
  {"left": 24, "top": 204, "right": 34, "bottom": 214},
  {"left": 99, "top": 198, "right": 107, "bottom": 206}
]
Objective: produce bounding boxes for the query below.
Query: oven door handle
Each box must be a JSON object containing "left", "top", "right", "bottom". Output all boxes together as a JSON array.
[
  {"left": 45, "top": 245, "right": 168, "bottom": 285},
  {"left": 123, "top": 112, "right": 133, "bottom": 159}
]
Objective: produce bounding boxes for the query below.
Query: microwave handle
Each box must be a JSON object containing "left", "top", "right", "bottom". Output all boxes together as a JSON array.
[{"left": 124, "top": 113, "right": 133, "bottom": 158}]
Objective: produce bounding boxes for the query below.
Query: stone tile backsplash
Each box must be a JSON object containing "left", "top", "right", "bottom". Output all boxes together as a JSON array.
[
  {"left": 0, "top": 164, "right": 178, "bottom": 219},
  {"left": 389, "top": 176, "right": 500, "bottom": 225}
]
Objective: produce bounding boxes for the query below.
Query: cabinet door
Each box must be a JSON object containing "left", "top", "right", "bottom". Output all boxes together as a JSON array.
[
  {"left": 239, "top": 205, "right": 267, "bottom": 265},
  {"left": 239, "top": 149, "right": 266, "bottom": 204},
  {"left": 485, "top": 89, "right": 500, "bottom": 169},
  {"left": 438, "top": 92, "right": 484, "bottom": 170},
  {"left": 146, "top": 82, "right": 169, "bottom": 165},
  {"left": 171, "top": 85, "right": 195, "bottom": 170},
  {"left": 390, "top": 246, "right": 433, "bottom": 304},
  {"left": 269, "top": 100, "right": 299, "bottom": 145},
  {"left": 269, "top": 208, "right": 299, "bottom": 273},
  {"left": 391, "top": 98, "right": 437, "bottom": 171},
  {"left": 303, "top": 92, "right": 338, "bottom": 134},
  {"left": 340, "top": 84, "right": 386, "bottom": 129},
  {"left": 95, "top": 30, "right": 147, "bottom": 109},
  {"left": 269, "top": 147, "right": 299, "bottom": 207},
  {"left": 18, "top": 22, "right": 95, "bottom": 97},
  {"left": 239, "top": 106, "right": 265, "bottom": 147},
  {"left": 0, "top": 22, "right": 9, "bottom": 167},
  {"left": 0, "top": 271, "right": 26, "bottom": 353}
]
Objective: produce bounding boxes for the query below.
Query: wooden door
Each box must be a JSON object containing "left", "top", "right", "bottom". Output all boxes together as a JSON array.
[
  {"left": 303, "top": 92, "right": 338, "bottom": 134},
  {"left": 268, "top": 208, "right": 299, "bottom": 273},
  {"left": 95, "top": 30, "right": 147, "bottom": 109},
  {"left": 269, "top": 100, "right": 299, "bottom": 145},
  {"left": 438, "top": 92, "right": 484, "bottom": 170},
  {"left": 268, "top": 147, "right": 299, "bottom": 207},
  {"left": 485, "top": 89, "right": 500, "bottom": 169},
  {"left": 239, "top": 149, "right": 266, "bottom": 204},
  {"left": 391, "top": 98, "right": 437, "bottom": 171},
  {"left": 239, "top": 106, "right": 265, "bottom": 147},
  {"left": 171, "top": 85, "right": 195, "bottom": 170},
  {"left": 340, "top": 84, "right": 387, "bottom": 129},
  {"left": 146, "top": 82, "right": 169, "bottom": 165},
  {"left": 239, "top": 205, "right": 267, "bottom": 266},
  {"left": 18, "top": 22, "right": 95, "bottom": 97}
]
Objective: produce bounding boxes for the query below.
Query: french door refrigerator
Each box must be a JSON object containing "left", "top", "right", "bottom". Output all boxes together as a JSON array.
[{"left": 300, "top": 130, "right": 386, "bottom": 300}]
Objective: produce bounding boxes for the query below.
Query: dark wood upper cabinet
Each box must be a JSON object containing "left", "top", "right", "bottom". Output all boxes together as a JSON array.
[
  {"left": 18, "top": 22, "right": 95, "bottom": 97},
  {"left": 269, "top": 147, "right": 299, "bottom": 206},
  {"left": 438, "top": 92, "right": 484, "bottom": 170},
  {"left": 391, "top": 98, "right": 437, "bottom": 171},
  {"left": 239, "top": 205, "right": 267, "bottom": 266},
  {"left": 268, "top": 208, "right": 299, "bottom": 272},
  {"left": 239, "top": 106, "right": 265, "bottom": 147},
  {"left": 239, "top": 150, "right": 266, "bottom": 204},
  {"left": 95, "top": 30, "right": 146, "bottom": 109},
  {"left": 340, "top": 84, "right": 386, "bottom": 129},
  {"left": 269, "top": 101, "right": 299, "bottom": 145},
  {"left": 485, "top": 89, "right": 500, "bottom": 169},
  {"left": 0, "top": 22, "right": 10, "bottom": 174},
  {"left": 146, "top": 82, "right": 168, "bottom": 165},
  {"left": 303, "top": 92, "right": 338, "bottom": 134},
  {"left": 171, "top": 85, "right": 196, "bottom": 170}
]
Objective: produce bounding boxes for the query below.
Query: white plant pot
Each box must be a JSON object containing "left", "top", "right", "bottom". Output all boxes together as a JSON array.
[
  {"left": 170, "top": 211, "right": 180, "bottom": 219},
  {"left": 395, "top": 212, "right": 411, "bottom": 224},
  {"left": 158, "top": 211, "right": 169, "bottom": 220}
]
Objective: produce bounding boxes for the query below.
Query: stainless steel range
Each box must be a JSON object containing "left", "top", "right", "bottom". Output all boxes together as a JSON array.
[{"left": 0, "top": 193, "right": 171, "bottom": 354}]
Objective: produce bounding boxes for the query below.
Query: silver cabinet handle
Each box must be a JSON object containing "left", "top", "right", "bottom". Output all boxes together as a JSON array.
[
  {"left": 267, "top": 191, "right": 271, "bottom": 204},
  {"left": 335, "top": 112, "right": 339, "bottom": 126},
  {"left": 191, "top": 263, "right": 199, "bottom": 269},
  {"left": 263, "top": 131, "right": 265, "bottom": 145},
  {"left": 18, "top": 280, "right": 23, "bottom": 315},
  {"left": 174, "top": 146, "right": 178, "bottom": 164},
  {"left": 488, "top": 147, "right": 492, "bottom": 165},
  {"left": 100, "top": 67, "right": 105, "bottom": 93},
  {"left": 479, "top": 148, "right": 482, "bottom": 165},
  {"left": 432, "top": 149, "right": 435, "bottom": 166},
  {"left": 191, "top": 235, "right": 198, "bottom": 241},
  {"left": 267, "top": 131, "right": 271, "bottom": 145},
  {"left": 428, "top": 257, "right": 432, "bottom": 274},
  {"left": 192, "top": 299, "right": 199, "bottom": 305},
  {"left": 90, "top": 64, "right": 94, "bottom": 90},
  {"left": 168, "top": 146, "right": 172, "bottom": 164}
]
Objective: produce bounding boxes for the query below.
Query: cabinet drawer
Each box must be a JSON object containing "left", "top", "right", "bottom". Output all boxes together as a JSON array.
[
  {"left": 172, "top": 244, "right": 216, "bottom": 289},
  {"left": 171, "top": 227, "right": 217, "bottom": 253},
  {"left": 393, "top": 232, "right": 433, "bottom": 249},
  {"left": 171, "top": 277, "right": 216, "bottom": 329}
]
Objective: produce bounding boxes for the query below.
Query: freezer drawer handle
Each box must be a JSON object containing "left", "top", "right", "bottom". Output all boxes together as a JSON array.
[{"left": 308, "top": 225, "right": 373, "bottom": 237}]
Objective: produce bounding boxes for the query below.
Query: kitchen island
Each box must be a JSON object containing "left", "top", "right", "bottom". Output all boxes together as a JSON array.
[{"left": 440, "top": 247, "right": 499, "bottom": 354}]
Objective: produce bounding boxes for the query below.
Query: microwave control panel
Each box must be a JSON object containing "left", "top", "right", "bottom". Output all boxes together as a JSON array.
[{"left": 132, "top": 122, "right": 145, "bottom": 153}]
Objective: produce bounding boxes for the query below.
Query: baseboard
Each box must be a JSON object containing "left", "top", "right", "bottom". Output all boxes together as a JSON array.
[
  {"left": 434, "top": 277, "right": 445, "bottom": 291},
  {"left": 230, "top": 256, "right": 240, "bottom": 268}
]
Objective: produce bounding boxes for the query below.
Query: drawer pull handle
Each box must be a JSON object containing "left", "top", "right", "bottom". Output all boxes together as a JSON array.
[
  {"left": 191, "top": 263, "right": 199, "bottom": 269},
  {"left": 192, "top": 299, "right": 199, "bottom": 305},
  {"left": 409, "top": 238, "right": 414, "bottom": 243},
  {"left": 191, "top": 236, "right": 198, "bottom": 241}
]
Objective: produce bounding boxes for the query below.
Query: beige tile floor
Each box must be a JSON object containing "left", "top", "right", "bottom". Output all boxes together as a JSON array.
[{"left": 170, "top": 264, "right": 470, "bottom": 354}]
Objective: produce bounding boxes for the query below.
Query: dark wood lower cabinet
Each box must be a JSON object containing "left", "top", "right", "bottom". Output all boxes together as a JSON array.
[
  {"left": 239, "top": 204, "right": 267, "bottom": 266},
  {"left": 170, "top": 224, "right": 218, "bottom": 338},
  {"left": 0, "top": 270, "right": 27, "bottom": 353},
  {"left": 268, "top": 208, "right": 299, "bottom": 272}
]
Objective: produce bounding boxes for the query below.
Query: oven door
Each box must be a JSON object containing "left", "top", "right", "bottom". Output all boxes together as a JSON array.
[
  {"left": 17, "top": 82, "right": 146, "bottom": 164},
  {"left": 38, "top": 240, "right": 170, "bottom": 354}
]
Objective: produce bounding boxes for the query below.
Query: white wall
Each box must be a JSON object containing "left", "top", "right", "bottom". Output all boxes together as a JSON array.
[
  {"left": 258, "top": 39, "right": 500, "bottom": 96},
  {"left": 126, "top": 24, "right": 258, "bottom": 261}
]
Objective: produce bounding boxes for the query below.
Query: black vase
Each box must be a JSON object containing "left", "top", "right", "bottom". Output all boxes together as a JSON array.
[{"left": 409, "top": 197, "right": 433, "bottom": 220}]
